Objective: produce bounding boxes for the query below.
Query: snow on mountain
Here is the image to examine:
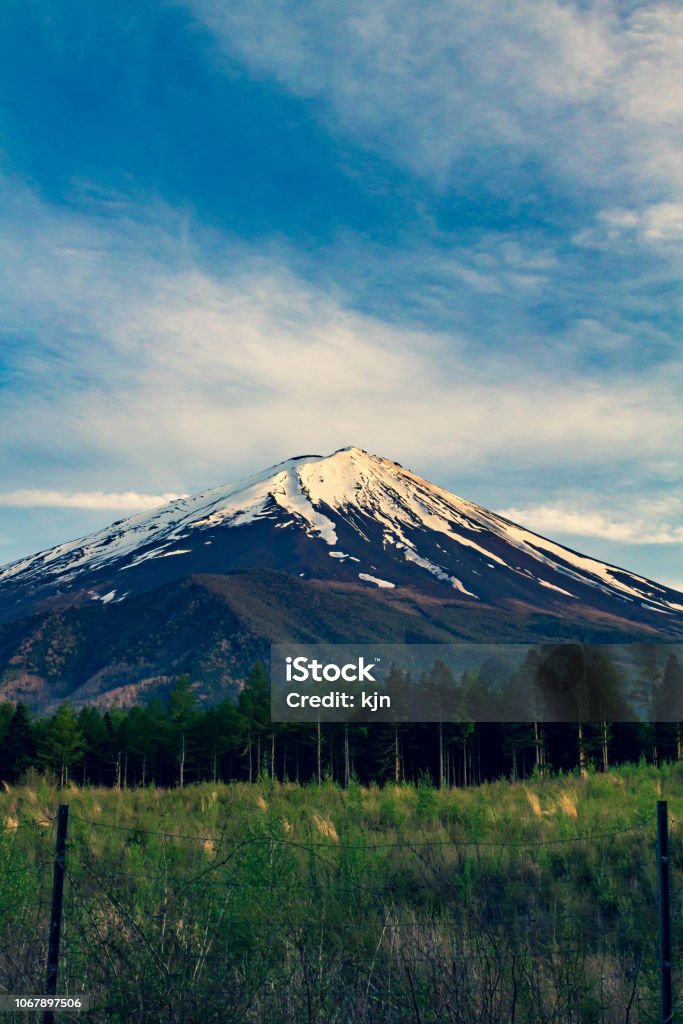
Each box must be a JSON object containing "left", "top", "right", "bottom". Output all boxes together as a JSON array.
[
  {"left": 0, "top": 454, "right": 331, "bottom": 587},
  {"left": 1, "top": 447, "right": 682, "bottom": 626}
]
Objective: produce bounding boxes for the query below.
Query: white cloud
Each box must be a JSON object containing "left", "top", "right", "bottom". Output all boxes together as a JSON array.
[
  {"left": 641, "top": 203, "right": 683, "bottom": 242},
  {"left": 585, "top": 202, "right": 683, "bottom": 246},
  {"left": 498, "top": 501, "right": 683, "bottom": 545},
  {"left": 0, "top": 491, "right": 186, "bottom": 511},
  {"left": 182, "top": 0, "right": 683, "bottom": 197},
  {"left": 0, "top": 174, "right": 681, "bottom": 499}
]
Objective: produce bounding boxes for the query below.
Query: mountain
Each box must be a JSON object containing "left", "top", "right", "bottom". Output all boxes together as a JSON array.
[
  {"left": 1, "top": 448, "right": 681, "bottom": 709},
  {"left": 2, "top": 447, "right": 682, "bottom": 623}
]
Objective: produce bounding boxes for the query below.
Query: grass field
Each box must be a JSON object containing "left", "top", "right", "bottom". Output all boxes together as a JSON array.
[{"left": 2, "top": 763, "right": 682, "bottom": 1023}]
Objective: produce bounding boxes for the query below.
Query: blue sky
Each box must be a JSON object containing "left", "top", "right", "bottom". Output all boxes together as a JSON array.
[{"left": 0, "top": 0, "right": 682, "bottom": 589}]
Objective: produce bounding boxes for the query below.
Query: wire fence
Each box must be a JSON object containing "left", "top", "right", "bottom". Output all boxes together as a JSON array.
[{"left": 0, "top": 806, "right": 679, "bottom": 1024}]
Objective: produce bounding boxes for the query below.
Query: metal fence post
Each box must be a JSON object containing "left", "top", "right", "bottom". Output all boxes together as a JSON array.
[
  {"left": 44, "top": 804, "right": 69, "bottom": 1024},
  {"left": 658, "top": 799, "right": 673, "bottom": 1024}
]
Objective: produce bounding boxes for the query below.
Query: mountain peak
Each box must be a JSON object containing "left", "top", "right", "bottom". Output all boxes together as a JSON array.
[
  {"left": 1, "top": 450, "right": 682, "bottom": 633},
  {"left": 330, "top": 446, "right": 371, "bottom": 458}
]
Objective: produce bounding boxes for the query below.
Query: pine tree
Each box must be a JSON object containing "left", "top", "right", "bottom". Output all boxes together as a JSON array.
[
  {"left": 238, "top": 663, "right": 270, "bottom": 781},
  {"left": 654, "top": 654, "right": 683, "bottom": 760},
  {"left": 585, "top": 651, "right": 633, "bottom": 771},
  {"left": 78, "top": 705, "right": 112, "bottom": 785},
  {"left": 40, "top": 702, "right": 85, "bottom": 787},
  {"left": 0, "top": 703, "right": 36, "bottom": 782},
  {"left": 169, "top": 674, "right": 199, "bottom": 787},
  {"left": 0, "top": 702, "right": 14, "bottom": 744},
  {"left": 428, "top": 660, "right": 457, "bottom": 788}
]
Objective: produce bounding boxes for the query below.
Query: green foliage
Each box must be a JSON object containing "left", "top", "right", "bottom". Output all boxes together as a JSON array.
[
  {"left": 38, "top": 702, "right": 85, "bottom": 786},
  {"left": 0, "top": 765, "right": 677, "bottom": 1022},
  {"left": 0, "top": 702, "right": 14, "bottom": 743},
  {"left": 0, "top": 703, "right": 35, "bottom": 782},
  {"left": 168, "top": 673, "right": 198, "bottom": 727},
  {"left": 3, "top": 651, "right": 683, "bottom": 794},
  {"left": 416, "top": 772, "right": 438, "bottom": 821}
]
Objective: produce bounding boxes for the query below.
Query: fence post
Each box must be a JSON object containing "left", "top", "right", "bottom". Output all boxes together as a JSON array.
[
  {"left": 44, "top": 804, "right": 69, "bottom": 1024},
  {"left": 657, "top": 799, "right": 673, "bottom": 1024}
]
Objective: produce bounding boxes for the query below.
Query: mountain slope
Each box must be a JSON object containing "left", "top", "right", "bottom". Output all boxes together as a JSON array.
[
  {"left": 1, "top": 570, "right": 676, "bottom": 713},
  {"left": 1, "top": 448, "right": 682, "bottom": 632}
]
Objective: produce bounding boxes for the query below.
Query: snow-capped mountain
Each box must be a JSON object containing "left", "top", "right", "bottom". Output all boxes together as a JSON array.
[{"left": 1, "top": 447, "right": 682, "bottom": 631}]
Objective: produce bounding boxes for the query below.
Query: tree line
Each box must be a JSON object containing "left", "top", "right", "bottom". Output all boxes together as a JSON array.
[{"left": 0, "top": 653, "right": 682, "bottom": 789}]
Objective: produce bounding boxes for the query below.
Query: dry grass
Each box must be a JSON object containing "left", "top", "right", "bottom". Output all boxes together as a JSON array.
[
  {"left": 312, "top": 814, "right": 339, "bottom": 842},
  {"left": 559, "top": 792, "right": 579, "bottom": 818},
  {"left": 1, "top": 766, "right": 679, "bottom": 1023}
]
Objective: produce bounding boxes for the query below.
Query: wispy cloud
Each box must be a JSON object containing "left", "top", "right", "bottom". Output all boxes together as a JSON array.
[
  {"left": 498, "top": 500, "right": 683, "bottom": 545},
  {"left": 178, "top": 0, "right": 683, "bottom": 385},
  {"left": 182, "top": 0, "right": 683, "bottom": 199},
  {"left": 575, "top": 202, "right": 683, "bottom": 250},
  {"left": 0, "top": 491, "right": 186, "bottom": 511},
  {"left": 1, "top": 173, "right": 681, "bottom": 502}
]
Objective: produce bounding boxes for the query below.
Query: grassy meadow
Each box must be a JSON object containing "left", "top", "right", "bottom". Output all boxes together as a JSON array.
[{"left": 1, "top": 763, "right": 682, "bottom": 1022}]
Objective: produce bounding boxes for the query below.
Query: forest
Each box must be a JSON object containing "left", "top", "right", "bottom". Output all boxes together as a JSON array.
[{"left": 1, "top": 651, "right": 682, "bottom": 789}]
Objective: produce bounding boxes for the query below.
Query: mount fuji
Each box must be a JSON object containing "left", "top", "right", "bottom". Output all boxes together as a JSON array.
[{"left": 1, "top": 448, "right": 682, "bottom": 708}]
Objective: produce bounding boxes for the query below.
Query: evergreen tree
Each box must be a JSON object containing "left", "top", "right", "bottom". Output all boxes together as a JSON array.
[
  {"left": 39, "top": 702, "right": 85, "bottom": 786},
  {"left": 366, "top": 663, "right": 408, "bottom": 783},
  {"left": 585, "top": 651, "right": 634, "bottom": 771},
  {"left": 238, "top": 663, "right": 270, "bottom": 781},
  {"left": 169, "top": 674, "right": 199, "bottom": 787},
  {"left": 195, "top": 698, "right": 241, "bottom": 782},
  {"left": 149, "top": 698, "right": 176, "bottom": 784},
  {"left": 0, "top": 703, "right": 36, "bottom": 782},
  {"left": 78, "top": 706, "right": 111, "bottom": 785},
  {"left": 125, "top": 705, "right": 158, "bottom": 785},
  {"left": 0, "top": 702, "right": 14, "bottom": 744},
  {"left": 428, "top": 660, "right": 457, "bottom": 788},
  {"left": 654, "top": 654, "right": 683, "bottom": 760}
]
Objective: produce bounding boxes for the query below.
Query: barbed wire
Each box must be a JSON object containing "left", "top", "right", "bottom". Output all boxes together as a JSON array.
[
  {"left": 56, "top": 857, "right": 665, "bottom": 913},
  {"left": 54, "top": 945, "right": 619, "bottom": 966},
  {"left": 66, "top": 812, "right": 649, "bottom": 849},
  {"left": 0, "top": 859, "right": 54, "bottom": 878},
  {"left": 0, "top": 817, "right": 54, "bottom": 832}
]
